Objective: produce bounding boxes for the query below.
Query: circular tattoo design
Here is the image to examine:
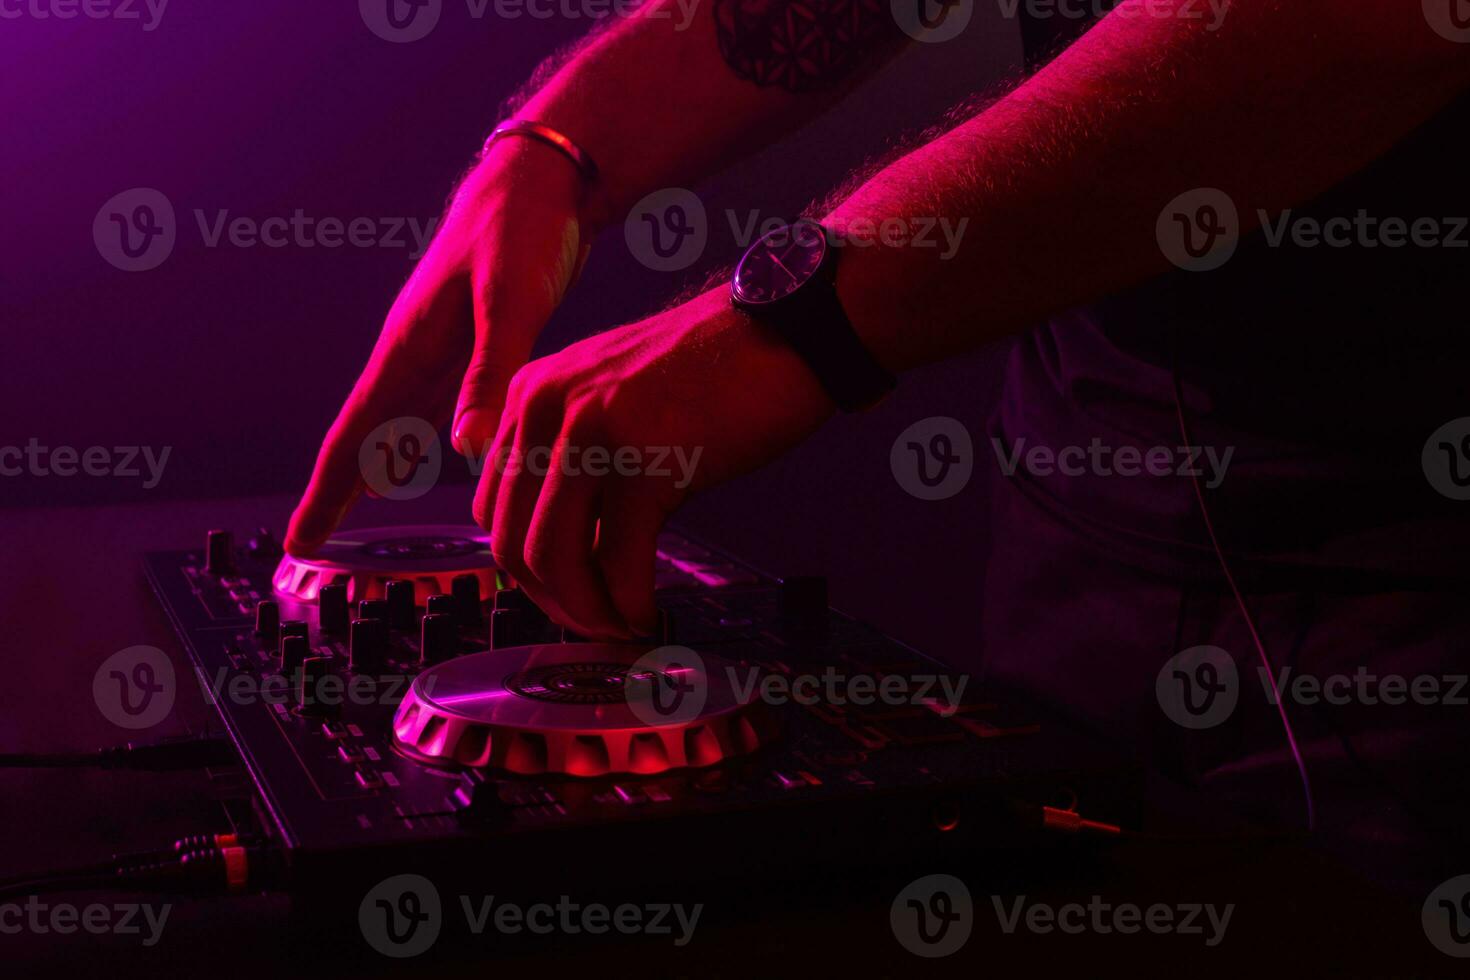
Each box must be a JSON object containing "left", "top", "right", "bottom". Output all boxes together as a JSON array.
[{"left": 714, "top": 0, "right": 899, "bottom": 93}]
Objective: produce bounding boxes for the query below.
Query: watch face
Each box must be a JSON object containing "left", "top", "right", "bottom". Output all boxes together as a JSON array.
[{"left": 731, "top": 221, "right": 828, "bottom": 307}]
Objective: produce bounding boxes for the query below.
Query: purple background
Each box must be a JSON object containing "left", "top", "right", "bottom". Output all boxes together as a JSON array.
[{"left": 2, "top": 2, "right": 1019, "bottom": 660}]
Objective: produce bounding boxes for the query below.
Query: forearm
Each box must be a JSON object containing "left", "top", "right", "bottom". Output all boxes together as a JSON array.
[
  {"left": 510, "top": 0, "right": 911, "bottom": 226},
  {"left": 825, "top": 0, "right": 1470, "bottom": 373}
]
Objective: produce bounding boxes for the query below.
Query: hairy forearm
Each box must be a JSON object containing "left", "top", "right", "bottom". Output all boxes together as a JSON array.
[
  {"left": 824, "top": 0, "right": 1470, "bottom": 373},
  {"left": 513, "top": 0, "right": 910, "bottom": 226}
]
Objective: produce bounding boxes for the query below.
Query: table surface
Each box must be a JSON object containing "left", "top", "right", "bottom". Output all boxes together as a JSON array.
[{"left": 0, "top": 490, "right": 1454, "bottom": 977}]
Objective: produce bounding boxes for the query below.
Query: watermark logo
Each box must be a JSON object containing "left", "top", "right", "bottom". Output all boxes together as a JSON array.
[
  {"left": 1, "top": 0, "right": 169, "bottom": 31},
  {"left": 361, "top": 0, "right": 697, "bottom": 41},
  {"left": 199, "top": 667, "right": 428, "bottom": 710},
  {"left": 1161, "top": 652, "right": 1470, "bottom": 729},
  {"left": 624, "top": 645, "right": 709, "bottom": 727},
  {"left": 891, "top": 417, "right": 973, "bottom": 501},
  {"left": 1157, "top": 187, "right": 1239, "bottom": 272},
  {"left": 994, "top": 895, "right": 1233, "bottom": 946},
  {"left": 461, "top": 894, "right": 702, "bottom": 944},
  {"left": 0, "top": 898, "right": 171, "bottom": 946},
  {"left": 1425, "top": 0, "right": 1470, "bottom": 43},
  {"left": 359, "top": 416, "right": 442, "bottom": 500},
  {"left": 891, "top": 874, "right": 973, "bottom": 957},
  {"left": 623, "top": 196, "right": 968, "bottom": 272},
  {"left": 94, "top": 188, "right": 176, "bottom": 272},
  {"left": 93, "top": 645, "right": 175, "bottom": 730},
  {"left": 360, "top": 874, "right": 443, "bottom": 957},
  {"left": 891, "top": 0, "right": 973, "bottom": 43},
  {"left": 727, "top": 667, "right": 969, "bottom": 717},
  {"left": 624, "top": 187, "right": 708, "bottom": 273},
  {"left": 991, "top": 436, "right": 1233, "bottom": 487},
  {"left": 0, "top": 439, "right": 171, "bottom": 488},
  {"left": 466, "top": 441, "right": 703, "bottom": 489},
  {"left": 360, "top": 0, "right": 443, "bottom": 42},
  {"left": 95, "top": 191, "right": 439, "bottom": 270},
  {"left": 1425, "top": 874, "right": 1470, "bottom": 957},
  {"left": 1156, "top": 645, "right": 1238, "bottom": 730},
  {"left": 993, "top": 0, "right": 1230, "bottom": 32},
  {"left": 1423, "top": 417, "right": 1470, "bottom": 500}
]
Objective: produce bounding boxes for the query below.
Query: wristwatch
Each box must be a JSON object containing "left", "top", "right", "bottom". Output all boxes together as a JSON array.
[{"left": 730, "top": 219, "right": 896, "bottom": 412}]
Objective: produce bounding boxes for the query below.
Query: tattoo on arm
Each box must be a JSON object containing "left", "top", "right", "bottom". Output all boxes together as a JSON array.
[{"left": 713, "top": 0, "right": 906, "bottom": 93}]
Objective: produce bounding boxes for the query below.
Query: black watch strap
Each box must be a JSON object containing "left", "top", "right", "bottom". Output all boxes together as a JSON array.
[{"left": 774, "top": 277, "right": 895, "bottom": 412}]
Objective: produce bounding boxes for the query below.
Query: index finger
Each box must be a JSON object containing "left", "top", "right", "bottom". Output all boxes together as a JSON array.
[{"left": 285, "top": 273, "right": 469, "bottom": 555}]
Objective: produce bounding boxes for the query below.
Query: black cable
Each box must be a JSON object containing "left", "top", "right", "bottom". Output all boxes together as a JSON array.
[
  {"left": 0, "top": 835, "right": 275, "bottom": 901},
  {"left": 1169, "top": 356, "right": 1317, "bottom": 833}
]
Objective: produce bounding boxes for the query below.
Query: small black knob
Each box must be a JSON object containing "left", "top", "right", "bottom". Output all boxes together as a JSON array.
[
  {"left": 452, "top": 574, "right": 483, "bottom": 626},
  {"left": 296, "top": 656, "right": 334, "bottom": 714},
  {"left": 491, "top": 608, "right": 526, "bottom": 649},
  {"left": 279, "top": 634, "right": 310, "bottom": 674},
  {"left": 358, "top": 599, "right": 389, "bottom": 623},
  {"left": 420, "top": 613, "right": 457, "bottom": 665},
  {"left": 253, "top": 600, "right": 280, "bottom": 639},
  {"left": 349, "top": 617, "right": 389, "bottom": 672},
  {"left": 425, "top": 593, "right": 455, "bottom": 618},
  {"left": 205, "top": 530, "right": 233, "bottom": 575},
  {"left": 278, "top": 620, "right": 309, "bottom": 660},
  {"left": 248, "top": 528, "right": 281, "bottom": 561},
  {"left": 385, "top": 580, "right": 417, "bottom": 631},
  {"left": 319, "top": 583, "right": 350, "bottom": 635}
]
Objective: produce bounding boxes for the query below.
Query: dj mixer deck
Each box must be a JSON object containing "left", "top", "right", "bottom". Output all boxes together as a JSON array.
[{"left": 144, "top": 524, "right": 1134, "bottom": 900}]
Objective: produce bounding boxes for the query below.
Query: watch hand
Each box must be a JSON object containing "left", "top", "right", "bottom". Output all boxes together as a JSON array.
[{"left": 768, "top": 251, "right": 800, "bottom": 285}]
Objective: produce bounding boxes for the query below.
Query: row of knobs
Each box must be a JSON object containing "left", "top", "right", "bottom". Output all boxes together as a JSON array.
[{"left": 253, "top": 573, "right": 487, "bottom": 676}]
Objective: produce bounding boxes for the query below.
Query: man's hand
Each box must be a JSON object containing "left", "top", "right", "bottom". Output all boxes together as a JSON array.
[
  {"left": 284, "top": 141, "right": 590, "bottom": 556},
  {"left": 476, "top": 286, "right": 833, "bottom": 639}
]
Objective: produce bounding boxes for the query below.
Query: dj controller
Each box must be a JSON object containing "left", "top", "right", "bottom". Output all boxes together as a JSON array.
[{"left": 143, "top": 524, "right": 1134, "bottom": 903}]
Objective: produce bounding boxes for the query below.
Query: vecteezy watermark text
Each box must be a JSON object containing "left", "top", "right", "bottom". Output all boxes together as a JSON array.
[
  {"left": 1159, "top": 187, "right": 1470, "bottom": 272},
  {"left": 94, "top": 188, "right": 440, "bottom": 272},
  {"left": 198, "top": 667, "right": 431, "bottom": 710},
  {"left": 0, "top": 0, "right": 169, "bottom": 31},
  {"left": 195, "top": 210, "right": 439, "bottom": 258},
  {"left": 994, "top": 0, "right": 1230, "bottom": 31},
  {"left": 0, "top": 897, "right": 171, "bottom": 946},
  {"left": 0, "top": 439, "right": 170, "bottom": 489},
  {"left": 623, "top": 189, "right": 970, "bottom": 272},
  {"left": 993, "top": 895, "right": 1234, "bottom": 947},
  {"left": 991, "top": 436, "right": 1234, "bottom": 488},
  {"left": 360, "top": 0, "right": 701, "bottom": 44},
  {"left": 889, "top": 874, "right": 1234, "bottom": 957},
  {"left": 727, "top": 666, "right": 969, "bottom": 717},
  {"left": 466, "top": 442, "right": 704, "bottom": 489},
  {"left": 358, "top": 874, "right": 701, "bottom": 958},
  {"left": 1157, "top": 645, "right": 1470, "bottom": 730},
  {"left": 460, "top": 895, "right": 701, "bottom": 945}
]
